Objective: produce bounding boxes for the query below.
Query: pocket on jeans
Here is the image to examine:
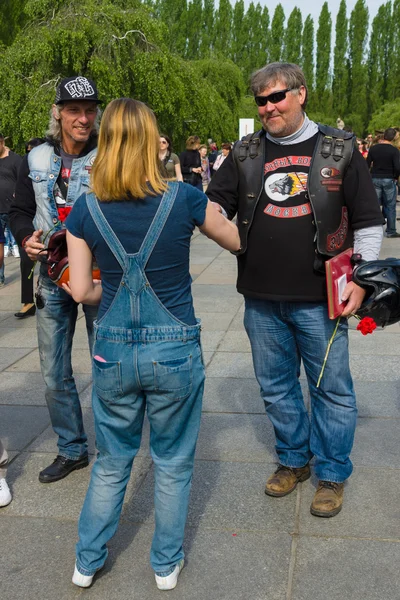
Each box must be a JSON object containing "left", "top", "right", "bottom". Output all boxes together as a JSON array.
[
  {"left": 92, "top": 357, "right": 123, "bottom": 402},
  {"left": 153, "top": 354, "right": 192, "bottom": 401}
]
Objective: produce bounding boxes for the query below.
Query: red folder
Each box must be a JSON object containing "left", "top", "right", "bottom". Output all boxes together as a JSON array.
[{"left": 325, "top": 248, "right": 354, "bottom": 319}]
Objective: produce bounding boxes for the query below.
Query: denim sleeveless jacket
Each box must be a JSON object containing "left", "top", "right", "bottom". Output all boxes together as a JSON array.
[{"left": 27, "top": 142, "right": 96, "bottom": 235}]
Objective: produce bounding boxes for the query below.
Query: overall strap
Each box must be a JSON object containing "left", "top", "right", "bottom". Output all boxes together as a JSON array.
[
  {"left": 138, "top": 182, "right": 179, "bottom": 268},
  {"left": 86, "top": 192, "right": 127, "bottom": 269}
]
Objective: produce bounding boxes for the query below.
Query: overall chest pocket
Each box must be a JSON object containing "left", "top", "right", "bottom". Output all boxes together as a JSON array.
[
  {"left": 29, "top": 171, "right": 48, "bottom": 185},
  {"left": 92, "top": 357, "right": 123, "bottom": 403},
  {"left": 153, "top": 354, "right": 192, "bottom": 401}
]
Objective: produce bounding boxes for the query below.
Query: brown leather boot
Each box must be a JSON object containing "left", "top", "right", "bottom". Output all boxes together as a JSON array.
[
  {"left": 265, "top": 463, "right": 311, "bottom": 497},
  {"left": 310, "top": 481, "right": 344, "bottom": 517}
]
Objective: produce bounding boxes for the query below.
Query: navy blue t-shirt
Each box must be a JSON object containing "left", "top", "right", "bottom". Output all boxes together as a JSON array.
[{"left": 66, "top": 183, "right": 207, "bottom": 324}]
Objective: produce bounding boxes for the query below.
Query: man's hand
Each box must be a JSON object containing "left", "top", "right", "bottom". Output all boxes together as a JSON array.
[
  {"left": 192, "top": 167, "right": 202, "bottom": 174},
  {"left": 24, "top": 229, "right": 45, "bottom": 261},
  {"left": 340, "top": 281, "right": 366, "bottom": 317}
]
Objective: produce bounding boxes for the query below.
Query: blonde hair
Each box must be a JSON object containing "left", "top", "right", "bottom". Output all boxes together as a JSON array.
[
  {"left": 186, "top": 135, "right": 201, "bottom": 150},
  {"left": 91, "top": 98, "right": 167, "bottom": 201}
]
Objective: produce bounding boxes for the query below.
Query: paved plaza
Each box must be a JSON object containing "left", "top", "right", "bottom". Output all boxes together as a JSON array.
[{"left": 1, "top": 229, "right": 400, "bottom": 599}]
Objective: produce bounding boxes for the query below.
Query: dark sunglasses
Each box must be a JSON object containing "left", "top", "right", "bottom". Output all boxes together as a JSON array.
[{"left": 254, "top": 88, "right": 294, "bottom": 107}]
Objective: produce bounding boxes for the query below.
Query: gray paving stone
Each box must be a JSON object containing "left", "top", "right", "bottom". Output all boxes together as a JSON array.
[
  {"left": 292, "top": 537, "right": 400, "bottom": 600},
  {"left": 192, "top": 284, "right": 243, "bottom": 313},
  {"left": 0, "top": 347, "right": 33, "bottom": 372},
  {"left": 350, "top": 354, "right": 400, "bottom": 381},
  {"left": 355, "top": 380, "right": 400, "bottom": 418},
  {"left": 298, "top": 468, "right": 400, "bottom": 540},
  {"left": 227, "top": 305, "right": 245, "bottom": 330},
  {"left": 0, "top": 372, "right": 92, "bottom": 406},
  {"left": 0, "top": 327, "right": 39, "bottom": 347},
  {"left": 352, "top": 417, "right": 400, "bottom": 468},
  {"left": 200, "top": 330, "right": 227, "bottom": 351},
  {"left": 218, "top": 329, "right": 252, "bottom": 352},
  {"left": 1, "top": 452, "right": 152, "bottom": 521},
  {"left": 7, "top": 347, "right": 92, "bottom": 373},
  {"left": 195, "top": 413, "right": 276, "bottom": 462},
  {"left": 206, "top": 351, "right": 256, "bottom": 378},
  {"left": 27, "top": 408, "right": 96, "bottom": 455},
  {"left": 349, "top": 329, "right": 400, "bottom": 355},
  {"left": 124, "top": 460, "right": 297, "bottom": 534},
  {"left": 194, "top": 258, "right": 238, "bottom": 284},
  {"left": 0, "top": 405, "right": 50, "bottom": 451},
  {"left": 197, "top": 311, "right": 236, "bottom": 331},
  {"left": 202, "top": 377, "right": 310, "bottom": 413},
  {"left": 1, "top": 312, "right": 38, "bottom": 327}
]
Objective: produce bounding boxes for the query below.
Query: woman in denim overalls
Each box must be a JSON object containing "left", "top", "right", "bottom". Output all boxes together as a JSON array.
[{"left": 64, "top": 98, "right": 240, "bottom": 590}]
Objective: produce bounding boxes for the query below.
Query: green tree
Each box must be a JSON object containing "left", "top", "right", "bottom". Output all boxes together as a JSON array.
[
  {"left": 232, "top": 0, "right": 246, "bottom": 65},
  {"left": 0, "top": 0, "right": 28, "bottom": 45},
  {"left": 332, "top": 0, "right": 348, "bottom": 119},
  {"left": 186, "top": 0, "right": 203, "bottom": 59},
  {"left": 0, "top": 0, "right": 242, "bottom": 151},
  {"left": 199, "top": 0, "right": 215, "bottom": 58},
  {"left": 367, "top": 2, "right": 392, "bottom": 121},
  {"left": 269, "top": 4, "right": 285, "bottom": 62},
  {"left": 315, "top": 2, "right": 332, "bottom": 112},
  {"left": 301, "top": 16, "right": 314, "bottom": 97},
  {"left": 260, "top": 6, "right": 270, "bottom": 66},
  {"left": 348, "top": 0, "right": 369, "bottom": 130},
  {"left": 368, "top": 98, "right": 400, "bottom": 131},
  {"left": 157, "top": 0, "right": 188, "bottom": 55},
  {"left": 213, "top": 0, "right": 232, "bottom": 55},
  {"left": 283, "top": 7, "right": 302, "bottom": 64},
  {"left": 387, "top": 0, "right": 400, "bottom": 100}
]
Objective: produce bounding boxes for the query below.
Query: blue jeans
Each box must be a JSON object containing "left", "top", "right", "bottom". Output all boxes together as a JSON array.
[
  {"left": 0, "top": 213, "right": 16, "bottom": 282},
  {"left": 36, "top": 274, "right": 97, "bottom": 459},
  {"left": 372, "top": 178, "right": 397, "bottom": 235},
  {"left": 76, "top": 337, "right": 204, "bottom": 577},
  {"left": 244, "top": 298, "right": 357, "bottom": 483}
]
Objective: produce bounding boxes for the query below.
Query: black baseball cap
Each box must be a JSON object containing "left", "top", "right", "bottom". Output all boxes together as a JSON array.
[{"left": 55, "top": 76, "right": 101, "bottom": 105}]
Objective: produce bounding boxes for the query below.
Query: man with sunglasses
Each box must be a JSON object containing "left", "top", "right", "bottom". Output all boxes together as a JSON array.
[
  {"left": 207, "top": 62, "right": 384, "bottom": 518},
  {"left": 9, "top": 76, "right": 101, "bottom": 483}
]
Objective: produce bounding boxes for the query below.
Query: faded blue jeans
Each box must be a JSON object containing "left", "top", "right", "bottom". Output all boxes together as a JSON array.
[
  {"left": 244, "top": 298, "right": 357, "bottom": 483},
  {"left": 37, "top": 272, "right": 97, "bottom": 459},
  {"left": 372, "top": 178, "right": 397, "bottom": 235},
  {"left": 0, "top": 213, "right": 16, "bottom": 283}
]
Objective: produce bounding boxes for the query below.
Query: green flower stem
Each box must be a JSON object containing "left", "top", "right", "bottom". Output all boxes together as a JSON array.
[{"left": 316, "top": 317, "right": 341, "bottom": 389}]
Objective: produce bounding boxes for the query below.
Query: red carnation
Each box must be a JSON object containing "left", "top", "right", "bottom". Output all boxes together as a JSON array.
[{"left": 356, "top": 317, "right": 377, "bottom": 335}]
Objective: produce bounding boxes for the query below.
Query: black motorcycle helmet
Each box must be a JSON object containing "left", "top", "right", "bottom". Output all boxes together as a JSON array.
[{"left": 353, "top": 258, "right": 400, "bottom": 327}]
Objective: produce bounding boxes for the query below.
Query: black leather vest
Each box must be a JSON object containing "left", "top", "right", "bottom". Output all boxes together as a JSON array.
[{"left": 232, "top": 124, "right": 355, "bottom": 261}]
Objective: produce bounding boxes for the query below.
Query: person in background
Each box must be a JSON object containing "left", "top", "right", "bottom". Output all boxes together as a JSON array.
[
  {"left": 208, "top": 142, "right": 219, "bottom": 176},
  {"left": 212, "top": 142, "right": 232, "bottom": 172},
  {"left": 64, "top": 98, "right": 240, "bottom": 590},
  {"left": 0, "top": 132, "right": 22, "bottom": 288},
  {"left": 9, "top": 76, "right": 100, "bottom": 483},
  {"left": 0, "top": 438, "right": 12, "bottom": 507},
  {"left": 199, "top": 144, "right": 211, "bottom": 192},
  {"left": 159, "top": 134, "right": 183, "bottom": 182},
  {"left": 367, "top": 127, "right": 400, "bottom": 238},
  {"left": 358, "top": 140, "right": 368, "bottom": 159},
  {"left": 180, "top": 135, "right": 202, "bottom": 190},
  {"left": 14, "top": 138, "right": 45, "bottom": 319},
  {"left": 0, "top": 220, "right": 4, "bottom": 288}
]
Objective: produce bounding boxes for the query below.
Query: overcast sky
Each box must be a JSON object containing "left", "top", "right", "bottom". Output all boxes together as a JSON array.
[{"left": 242, "top": 0, "right": 382, "bottom": 29}]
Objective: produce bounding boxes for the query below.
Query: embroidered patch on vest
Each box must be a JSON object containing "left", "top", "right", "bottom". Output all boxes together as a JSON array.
[
  {"left": 326, "top": 207, "right": 349, "bottom": 251},
  {"left": 320, "top": 166, "right": 342, "bottom": 191},
  {"left": 264, "top": 202, "right": 312, "bottom": 218}
]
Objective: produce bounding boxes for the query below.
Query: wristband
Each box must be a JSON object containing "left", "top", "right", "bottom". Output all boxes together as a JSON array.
[{"left": 22, "top": 235, "right": 31, "bottom": 249}]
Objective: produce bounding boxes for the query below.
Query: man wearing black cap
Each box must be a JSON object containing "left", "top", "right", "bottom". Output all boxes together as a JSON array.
[{"left": 9, "top": 76, "right": 101, "bottom": 483}]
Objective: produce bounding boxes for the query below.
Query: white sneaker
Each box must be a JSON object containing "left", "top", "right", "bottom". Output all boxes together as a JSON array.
[
  {"left": 12, "top": 245, "right": 20, "bottom": 258},
  {"left": 3, "top": 245, "right": 9, "bottom": 257},
  {"left": 155, "top": 559, "right": 185, "bottom": 591},
  {"left": 72, "top": 564, "right": 94, "bottom": 588},
  {"left": 0, "top": 478, "right": 12, "bottom": 507}
]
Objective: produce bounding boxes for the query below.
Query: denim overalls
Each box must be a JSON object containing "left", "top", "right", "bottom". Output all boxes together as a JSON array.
[{"left": 76, "top": 183, "right": 205, "bottom": 578}]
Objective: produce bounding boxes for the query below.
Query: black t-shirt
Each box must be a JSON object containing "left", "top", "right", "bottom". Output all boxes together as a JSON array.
[
  {"left": 0, "top": 150, "right": 23, "bottom": 213},
  {"left": 237, "top": 135, "right": 383, "bottom": 301},
  {"left": 367, "top": 143, "right": 400, "bottom": 179}
]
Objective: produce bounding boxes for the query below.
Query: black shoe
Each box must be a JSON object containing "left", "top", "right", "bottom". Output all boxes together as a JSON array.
[
  {"left": 14, "top": 304, "right": 36, "bottom": 318},
  {"left": 386, "top": 232, "right": 400, "bottom": 238},
  {"left": 39, "top": 455, "right": 89, "bottom": 483}
]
